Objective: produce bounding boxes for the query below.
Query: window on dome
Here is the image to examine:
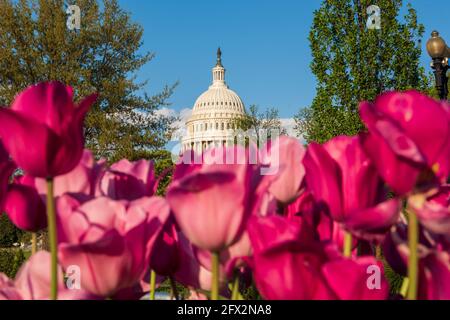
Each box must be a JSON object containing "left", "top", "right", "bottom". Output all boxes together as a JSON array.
[
  {"left": 216, "top": 123, "right": 218, "bottom": 130},
  {"left": 221, "top": 123, "right": 224, "bottom": 130},
  {"left": 227, "top": 123, "right": 230, "bottom": 129}
]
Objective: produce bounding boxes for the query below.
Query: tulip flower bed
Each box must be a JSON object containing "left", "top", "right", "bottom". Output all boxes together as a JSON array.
[{"left": 0, "top": 82, "right": 449, "bottom": 300}]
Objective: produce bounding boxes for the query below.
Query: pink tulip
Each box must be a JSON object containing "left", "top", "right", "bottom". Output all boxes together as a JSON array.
[
  {"left": 173, "top": 233, "right": 226, "bottom": 293},
  {"left": 359, "top": 91, "right": 450, "bottom": 195},
  {"left": 173, "top": 149, "right": 202, "bottom": 180},
  {"left": 3, "top": 175, "right": 47, "bottom": 232},
  {"left": 167, "top": 146, "right": 273, "bottom": 252},
  {"left": 56, "top": 195, "right": 170, "bottom": 297},
  {"left": 260, "top": 136, "right": 306, "bottom": 204},
  {"left": 99, "top": 158, "right": 157, "bottom": 200},
  {"left": 193, "top": 231, "right": 253, "bottom": 279},
  {"left": 303, "top": 135, "right": 400, "bottom": 240},
  {"left": 0, "top": 82, "right": 97, "bottom": 178},
  {"left": 248, "top": 215, "right": 389, "bottom": 300},
  {"left": 408, "top": 185, "right": 450, "bottom": 235},
  {"left": 167, "top": 170, "right": 242, "bottom": 252},
  {"left": 0, "top": 252, "right": 97, "bottom": 300},
  {"left": 34, "top": 149, "right": 105, "bottom": 199}
]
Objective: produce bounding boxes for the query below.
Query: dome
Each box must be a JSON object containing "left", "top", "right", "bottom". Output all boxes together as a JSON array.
[
  {"left": 182, "top": 48, "right": 246, "bottom": 153},
  {"left": 190, "top": 48, "right": 245, "bottom": 116},
  {"left": 192, "top": 86, "right": 245, "bottom": 115}
]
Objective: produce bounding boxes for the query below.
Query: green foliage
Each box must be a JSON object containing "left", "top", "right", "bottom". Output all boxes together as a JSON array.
[
  {"left": 296, "top": 0, "right": 430, "bottom": 143},
  {"left": 232, "top": 105, "right": 286, "bottom": 147},
  {"left": 0, "top": 0, "right": 176, "bottom": 161},
  {"left": 0, "top": 214, "right": 24, "bottom": 248},
  {"left": 241, "top": 283, "right": 262, "bottom": 300},
  {"left": 0, "top": 249, "right": 27, "bottom": 278}
]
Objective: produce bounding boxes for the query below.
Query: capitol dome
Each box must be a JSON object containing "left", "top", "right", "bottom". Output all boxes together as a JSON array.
[{"left": 182, "top": 48, "right": 246, "bottom": 152}]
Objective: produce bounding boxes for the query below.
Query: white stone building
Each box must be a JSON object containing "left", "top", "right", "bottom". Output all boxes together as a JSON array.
[{"left": 182, "top": 48, "right": 246, "bottom": 152}]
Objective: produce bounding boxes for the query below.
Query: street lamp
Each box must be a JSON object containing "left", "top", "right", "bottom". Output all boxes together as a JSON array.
[{"left": 426, "top": 31, "right": 450, "bottom": 100}]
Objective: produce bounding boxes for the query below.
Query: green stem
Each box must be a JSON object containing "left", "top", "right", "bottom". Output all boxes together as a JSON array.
[
  {"left": 231, "top": 272, "right": 239, "bottom": 300},
  {"left": 31, "top": 232, "right": 37, "bottom": 255},
  {"left": 211, "top": 251, "right": 220, "bottom": 300},
  {"left": 375, "top": 245, "right": 382, "bottom": 259},
  {"left": 169, "top": 277, "right": 179, "bottom": 300},
  {"left": 149, "top": 270, "right": 156, "bottom": 300},
  {"left": 343, "top": 232, "right": 353, "bottom": 258},
  {"left": 46, "top": 178, "right": 58, "bottom": 300},
  {"left": 400, "top": 277, "right": 410, "bottom": 298},
  {"left": 407, "top": 210, "right": 418, "bottom": 300}
]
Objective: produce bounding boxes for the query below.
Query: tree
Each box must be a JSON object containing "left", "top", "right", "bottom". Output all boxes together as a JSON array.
[
  {"left": 295, "top": 0, "right": 430, "bottom": 143},
  {"left": 0, "top": 0, "right": 176, "bottom": 161},
  {"left": 0, "top": 214, "right": 24, "bottom": 248},
  {"left": 232, "top": 105, "right": 286, "bottom": 147}
]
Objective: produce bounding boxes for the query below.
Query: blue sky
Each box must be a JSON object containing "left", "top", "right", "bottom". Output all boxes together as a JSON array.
[{"left": 118, "top": 0, "right": 449, "bottom": 119}]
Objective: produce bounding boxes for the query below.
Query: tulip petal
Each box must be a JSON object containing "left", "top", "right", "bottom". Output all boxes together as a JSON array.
[
  {"left": 11, "top": 82, "right": 74, "bottom": 134},
  {"left": 344, "top": 199, "right": 401, "bottom": 241},
  {"left": 303, "top": 142, "right": 343, "bottom": 219},
  {"left": 167, "top": 171, "right": 246, "bottom": 252},
  {"left": 0, "top": 108, "right": 62, "bottom": 178},
  {"left": 4, "top": 183, "right": 47, "bottom": 232},
  {"left": 321, "top": 257, "right": 389, "bottom": 300}
]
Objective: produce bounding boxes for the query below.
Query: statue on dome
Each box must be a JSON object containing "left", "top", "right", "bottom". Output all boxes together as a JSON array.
[{"left": 216, "top": 47, "right": 222, "bottom": 67}]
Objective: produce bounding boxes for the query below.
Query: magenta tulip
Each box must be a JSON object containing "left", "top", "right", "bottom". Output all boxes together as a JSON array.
[
  {"left": 56, "top": 195, "right": 170, "bottom": 297},
  {"left": 383, "top": 223, "right": 450, "bottom": 299},
  {"left": 286, "top": 190, "right": 354, "bottom": 251},
  {"left": 359, "top": 91, "right": 450, "bottom": 195},
  {"left": 303, "top": 135, "right": 400, "bottom": 240},
  {"left": 260, "top": 136, "right": 306, "bottom": 204},
  {"left": 248, "top": 215, "right": 389, "bottom": 300},
  {"left": 0, "top": 82, "right": 97, "bottom": 178},
  {"left": 408, "top": 185, "right": 450, "bottom": 235},
  {"left": 3, "top": 175, "right": 47, "bottom": 232},
  {"left": 0, "top": 142, "right": 15, "bottom": 210},
  {"left": 149, "top": 216, "right": 180, "bottom": 276}
]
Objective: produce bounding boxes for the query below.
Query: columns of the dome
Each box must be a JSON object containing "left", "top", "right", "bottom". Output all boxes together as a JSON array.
[
  {"left": 212, "top": 66, "right": 225, "bottom": 85},
  {"left": 212, "top": 48, "right": 226, "bottom": 86}
]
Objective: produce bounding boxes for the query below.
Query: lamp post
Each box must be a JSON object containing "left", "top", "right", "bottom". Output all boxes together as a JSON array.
[{"left": 426, "top": 31, "right": 449, "bottom": 100}]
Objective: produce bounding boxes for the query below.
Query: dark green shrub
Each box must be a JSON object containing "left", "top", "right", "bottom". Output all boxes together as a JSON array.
[
  {"left": 0, "top": 214, "right": 24, "bottom": 247},
  {"left": 0, "top": 249, "right": 27, "bottom": 278}
]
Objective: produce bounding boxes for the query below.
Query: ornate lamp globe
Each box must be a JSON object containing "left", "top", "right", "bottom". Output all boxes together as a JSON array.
[{"left": 426, "top": 31, "right": 449, "bottom": 59}]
